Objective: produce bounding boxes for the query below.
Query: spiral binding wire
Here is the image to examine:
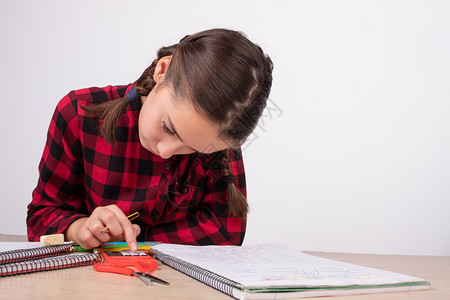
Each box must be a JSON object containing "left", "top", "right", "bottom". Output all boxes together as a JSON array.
[
  {"left": 0, "top": 252, "right": 98, "bottom": 276},
  {"left": 0, "top": 243, "right": 77, "bottom": 264},
  {"left": 152, "top": 249, "right": 240, "bottom": 297},
  {"left": 0, "top": 243, "right": 99, "bottom": 276}
]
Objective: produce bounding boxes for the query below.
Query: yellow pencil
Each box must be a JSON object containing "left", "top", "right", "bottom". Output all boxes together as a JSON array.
[{"left": 100, "top": 212, "right": 140, "bottom": 234}]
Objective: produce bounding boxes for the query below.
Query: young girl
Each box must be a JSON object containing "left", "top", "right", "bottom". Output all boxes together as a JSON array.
[{"left": 27, "top": 28, "right": 273, "bottom": 250}]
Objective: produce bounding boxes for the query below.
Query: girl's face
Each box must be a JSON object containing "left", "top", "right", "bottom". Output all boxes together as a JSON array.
[{"left": 138, "top": 57, "right": 229, "bottom": 159}]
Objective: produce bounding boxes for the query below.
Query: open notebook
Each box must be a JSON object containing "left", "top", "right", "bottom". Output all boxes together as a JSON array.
[{"left": 151, "top": 244, "right": 430, "bottom": 299}]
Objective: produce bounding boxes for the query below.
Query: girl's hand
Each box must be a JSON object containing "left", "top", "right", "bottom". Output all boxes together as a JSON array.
[{"left": 64, "top": 205, "right": 140, "bottom": 250}]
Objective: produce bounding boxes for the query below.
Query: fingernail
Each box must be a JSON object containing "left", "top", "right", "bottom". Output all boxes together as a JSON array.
[{"left": 130, "top": 242, "right": 137, "bottom": 251}]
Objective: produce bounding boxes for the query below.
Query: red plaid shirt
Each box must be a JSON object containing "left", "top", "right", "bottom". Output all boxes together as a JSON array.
[{"left": 27, "top": 84, "right": 247, "bottom": 245}]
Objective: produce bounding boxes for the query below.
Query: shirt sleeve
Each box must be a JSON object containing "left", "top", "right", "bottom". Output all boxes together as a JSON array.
[
  {"left": 27, "top": 92, "right": 87, "bottom": 241},
  {"left": 141, "top": 149, "right": 247, "bottom": 245}
]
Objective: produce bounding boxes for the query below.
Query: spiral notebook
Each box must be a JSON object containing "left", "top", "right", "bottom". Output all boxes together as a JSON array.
[
  {"left": 151, "top": 244, "right": 430, "bottom": 300},
  {"left": 0, "top": 242, "right": 97, "bottom": 276}
]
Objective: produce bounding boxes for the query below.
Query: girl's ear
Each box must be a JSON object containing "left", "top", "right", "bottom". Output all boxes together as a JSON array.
[{"left": 153, "top": 56, "right": 172, "bottom": 83}]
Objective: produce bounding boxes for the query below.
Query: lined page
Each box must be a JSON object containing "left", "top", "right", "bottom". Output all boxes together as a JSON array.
[{"left": 152, "top": 244, "right": 427, "bottom": 289}]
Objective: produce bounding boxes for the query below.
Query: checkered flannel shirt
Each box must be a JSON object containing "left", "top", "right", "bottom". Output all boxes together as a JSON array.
[{"left": 27, "top": 84, "right": 247, "bottom": 245}]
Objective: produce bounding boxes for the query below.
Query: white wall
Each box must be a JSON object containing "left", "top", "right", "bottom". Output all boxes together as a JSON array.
[{"left": 1, "top": 0, "right": 449, "bottom": 255}]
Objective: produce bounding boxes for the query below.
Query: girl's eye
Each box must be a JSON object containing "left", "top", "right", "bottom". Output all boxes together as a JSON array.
[{"left": 162, "top": 121, "right": 175, "bottom": 136}]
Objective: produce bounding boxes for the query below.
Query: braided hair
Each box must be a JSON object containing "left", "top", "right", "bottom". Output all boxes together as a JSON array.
[{"left": 83, "top": 28, "right": 273, "bottom": 219}]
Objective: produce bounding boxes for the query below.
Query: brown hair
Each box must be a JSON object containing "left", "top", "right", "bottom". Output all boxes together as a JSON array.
[{"left": 83, "top": 28, "right": 273, "bottom": 219}]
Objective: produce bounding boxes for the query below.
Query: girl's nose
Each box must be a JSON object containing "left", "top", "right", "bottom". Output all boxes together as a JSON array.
[{"left": 157, "top": 140, "right": 182, "bottom": 159}]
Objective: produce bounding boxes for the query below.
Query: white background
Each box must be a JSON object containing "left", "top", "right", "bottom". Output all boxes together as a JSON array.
[{"left": 1, "top": 0, "right": 449, "bottom": 255}]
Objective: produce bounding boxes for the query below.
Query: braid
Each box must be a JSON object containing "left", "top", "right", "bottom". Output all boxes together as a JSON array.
[
  {"left": 82, "top": 98, "right": 130, "bottom": 143},
  {"left": 135, "top": 44, "right": 178, "bottom": 96},
  {"left": 82, "top": 44, "right": 179, "bottom": 144},
  {"left": 218, "top": 150, "right": 248, "bottom": 219},
  {"left": 80, "top": 29, "right": 270, "bottom": 220}
]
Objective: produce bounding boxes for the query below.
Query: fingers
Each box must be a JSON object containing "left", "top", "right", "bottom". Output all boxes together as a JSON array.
[
  {"left": 65, "top": 217, "right": 102, "bottom": 249},
  {"left": 67, "top": 218, "right": 104, "bottom": 249},
  {"left": 81, "top": 220, "right": 108, "bottom": 247},
  {"left": 106, "top": 205, "right": 139, "bottom": 251},
  {"left": 97, "top": 208, "right": 123, "bottom": 239},
  {"left": 132, "top": 224, "right": 141, "bottom": 237},
  {"left": 69, "top": 205, "right": 140, "bottom": 250}
]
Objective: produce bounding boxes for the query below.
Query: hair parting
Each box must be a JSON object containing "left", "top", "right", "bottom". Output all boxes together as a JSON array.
[{"left": 82, "top": 28, "right": 273, "bottom": 219}]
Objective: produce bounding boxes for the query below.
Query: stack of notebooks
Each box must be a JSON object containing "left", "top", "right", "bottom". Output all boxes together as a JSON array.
[{"left": 0, "top": 242, "right": 97, "bottom": 276}]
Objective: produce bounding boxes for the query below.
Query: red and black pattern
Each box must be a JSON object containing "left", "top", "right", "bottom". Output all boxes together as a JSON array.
[{"left": 27, "top": 84, "right": 246, "bottom": 245}]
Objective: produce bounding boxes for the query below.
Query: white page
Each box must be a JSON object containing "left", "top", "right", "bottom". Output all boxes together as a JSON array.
[
  {"left": 0, "top": 242, "right": 42, "bottom": 252},
  {"left": 153, "top": 244, "right": 427, "bottom": 289}
]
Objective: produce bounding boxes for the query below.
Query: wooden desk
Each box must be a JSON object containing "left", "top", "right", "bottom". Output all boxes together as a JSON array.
[{"left": 0, "top": 234, "right": 448, "bottom": 300}]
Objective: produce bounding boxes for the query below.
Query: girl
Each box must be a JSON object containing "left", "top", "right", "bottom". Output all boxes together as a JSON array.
[{"left": 27, "top": 28, "right": 273, "bottom": 250}]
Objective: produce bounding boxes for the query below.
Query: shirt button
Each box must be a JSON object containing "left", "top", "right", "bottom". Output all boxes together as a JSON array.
[
  {"left": 159, "top": 194, "right": 167, "bottom": 200},
  {"left": 165, "top": 162, "right": 171, "bottom": 170}
]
